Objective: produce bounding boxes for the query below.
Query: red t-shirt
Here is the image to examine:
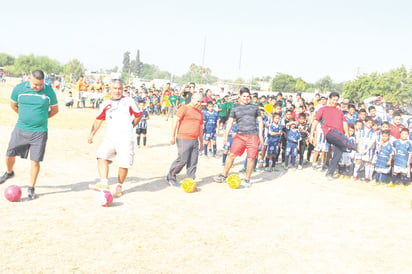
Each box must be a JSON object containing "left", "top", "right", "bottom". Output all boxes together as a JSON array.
[
  {"left": 389, "top": 124, "right": 403, "bottom": 139},
  {"left": 315, "top": 106, "right": 346, "bottom": 136},
  {"left": 176, "top": 105, "right": 203, "bottom": 140}
]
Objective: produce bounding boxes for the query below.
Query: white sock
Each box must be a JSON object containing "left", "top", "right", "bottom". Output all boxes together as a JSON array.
[{"left": 353, "top": 164, "right": 360, "bottom": 177}]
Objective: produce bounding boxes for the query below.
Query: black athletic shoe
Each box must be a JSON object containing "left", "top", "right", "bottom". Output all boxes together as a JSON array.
[
  {"left": 28, "top": 187, "right": 36, "bottom": 200},
  {"left": 0, "top": 171, "right": 15, "bottom": 184}
]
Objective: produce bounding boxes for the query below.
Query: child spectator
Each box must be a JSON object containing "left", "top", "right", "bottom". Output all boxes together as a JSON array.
[
  {"left": 265, "top": 112, "right": 283, "bottom": 171},
  {"left": 311, "top": 122, "right": 329, "bottom": 171},
  {"left": 203, "top": 102, "right": 220, "bottom": 157},
  {"left": 136, "top": 101, "right": 149, "bottom": 148},
  {"left": 222, "top": 122, "right": 237, "bottom": 165},
  {"left": 374, "top": 130, "right": 394, "bottom": 184},
  {"left": 284, "top": 119, "right": 301, "bottom": 170},
  {"left": 338, "top": 124, "right": 356, "bottom": 178},
  {"left": 297, "top": 113, "right": 310, "bottom": 169},
  {"left": 353, "top": 116, "right": 377, "bottom": 182},
  {"left": 390, "top": 128, "right": 412, "bottom": 187}
]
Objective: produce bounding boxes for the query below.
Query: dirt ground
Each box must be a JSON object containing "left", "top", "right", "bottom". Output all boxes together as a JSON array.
[{"left": 0, "top": 80, "right": 412, "bottom": 273}]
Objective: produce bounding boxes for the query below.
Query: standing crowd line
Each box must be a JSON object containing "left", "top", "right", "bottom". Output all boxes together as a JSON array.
[{"left": 2, "top": 71, "right": 412, "bottom": 201}]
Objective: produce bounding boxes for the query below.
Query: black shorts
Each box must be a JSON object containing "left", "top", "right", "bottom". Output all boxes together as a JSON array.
[
  {"left": 136, "top": 128, "right": 147, "bottom": 135},
  {"left": 219, "top": 116, "right": 228, "bottom": 125},
  {"left": 6, "top": 127, "right": 48, "bottom": 162}
]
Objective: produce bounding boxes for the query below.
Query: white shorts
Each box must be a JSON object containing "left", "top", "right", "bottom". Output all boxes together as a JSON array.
[
  {"left": 354, "top": 150, "right": 374, "bottom": 162},
  {"left": 375, "top": 166, "right": 391, "bottom": 174},
  {"left": 393, "top": 165, "right": 408, "bottom": 174},
  {"left": 314, "top": 131, "right": 329, "bottom": 152},
  {"left": 339, "top": 152, "right": 352, "bottom": 166},
  {"left": 96, "top": 138, "right": 135, "bottom": 168}
]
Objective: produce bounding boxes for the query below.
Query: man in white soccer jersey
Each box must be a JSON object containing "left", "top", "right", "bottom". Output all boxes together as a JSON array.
[{"left": 87, "top": 79, "right": 142, "bottom": 197}]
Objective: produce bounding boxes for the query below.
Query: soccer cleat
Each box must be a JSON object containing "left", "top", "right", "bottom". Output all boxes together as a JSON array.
[
  {"left": 352, "top": 176, "right": 358, "bottom": 181},
  {"left": 89, "top": 182, "right": 110, "bottom": 191},
  {"left": 165, "top": 177, "right": 180, "bottom": 187},
  {"left": 387, "top": 182, "right": 396, "bottom": 188},
  {"left": 312, "top": 165, "right": 317, "bottom": 170},
  {"left": 114, "top": 184, "right": 123, "bottom": 197},
  {"left": 213, "top": 174, "right": 226, "bottom": 183},
  {"left": 264, "top": 167, "right": 273, "bottom": 172},
  {"left": 242, "top": 179, "right": 252, "bottom": 188},
  {"left": 298, "top": 165, "right": 303, "bottom": 170},
  {"left": 0, "top": 171, "right": 15, "bottom": 184},
  {"left": 364, "top": 178, "right": 370, "bottom": 183},
  {"left": 239, "top": 168, "right": 246, "bottom": 173},
  {"left": 27, "top": 187, "right": 36, "bottom": 200}
]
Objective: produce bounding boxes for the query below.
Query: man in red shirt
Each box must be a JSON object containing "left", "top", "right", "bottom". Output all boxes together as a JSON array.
[
  {"left": 389, "top": 111, "right": 403, "bottom": 139},
  {"left": 310, "top": 92, "right": 357, "bottom": 180},
  {"left": 166, "top": 92, "right": 204, "bottom": 186}
]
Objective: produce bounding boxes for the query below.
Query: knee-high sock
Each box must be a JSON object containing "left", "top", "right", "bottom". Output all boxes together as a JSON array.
[
  {"left": 402, "top": 175, "right": 408, "bottom": 185},
  {"left": 143, "top": 136, "right": 147, "bottom": 146},
  {"left": 353, "top": 164, "right": 360, "bottom": 177},
  {"left": 137, "top": 136, "right": 140, "bottom": 145},
  {"left": 368, "top": 164, "right": 375, "bottom": 180},
  {"left": 364, "top": 165, "right": 370, "bottom": 180},
  {"left": 376, "top": 173, "right": 381, "bottom": 182},
  {"left": 222, "top": 153, "right": 227, "bottom": 164}
]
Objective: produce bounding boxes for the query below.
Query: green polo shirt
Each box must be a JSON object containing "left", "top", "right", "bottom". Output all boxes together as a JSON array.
[
  {"left": 11, "top": 82, "right": 58, "bottom": 132},
  {"left": 169, "top": 95, "right": 178, "bottom": 107}
]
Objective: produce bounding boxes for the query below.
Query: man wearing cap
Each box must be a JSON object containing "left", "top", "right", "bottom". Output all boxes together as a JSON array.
[
  {"left": 341, "top": 99, "right": 350, "bottom": 115},
  {"left": 364, "top": 94, "right": 387, "bottom": 121}
]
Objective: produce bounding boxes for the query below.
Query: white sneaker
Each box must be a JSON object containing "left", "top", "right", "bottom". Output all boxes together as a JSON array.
[{"left": 298, "top": 165, "right": 302, "bottom": 170}]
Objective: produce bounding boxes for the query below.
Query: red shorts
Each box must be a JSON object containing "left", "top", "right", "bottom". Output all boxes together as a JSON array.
[{"left": 230, "top": 134, "right": 259, "bottom": 159}]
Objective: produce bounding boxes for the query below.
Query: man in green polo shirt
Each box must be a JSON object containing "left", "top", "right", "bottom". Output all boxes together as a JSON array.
[{"left": 0, "top": 70, "right": 59, "bottom": 199}]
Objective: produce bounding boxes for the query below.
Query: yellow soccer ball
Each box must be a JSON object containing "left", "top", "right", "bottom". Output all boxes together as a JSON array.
[
  {"left": 181, "top": 178, "right": 197, "bottom": 193},
  {"left": 227, "top": 174, "right": 241, "bottom": 189}
]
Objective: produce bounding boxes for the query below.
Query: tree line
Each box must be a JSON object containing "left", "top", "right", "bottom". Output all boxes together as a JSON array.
[{"left": 1, "top": 52, "right": 411, "bottom": 105}]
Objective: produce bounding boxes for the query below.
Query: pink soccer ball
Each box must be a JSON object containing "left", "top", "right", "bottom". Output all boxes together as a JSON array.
[
  {"left": 98, "top": 190, "right": 113, "bottom": 207},
  {"left": 4, "top": 185, "right": 22, "bottom": 202}
]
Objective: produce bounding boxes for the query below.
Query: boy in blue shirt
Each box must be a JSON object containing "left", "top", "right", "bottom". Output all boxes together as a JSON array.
[
  {"left": 353, "top": 116, "right": 377, "bottom": 182},
  {"left": 374, "top": 130, "right": 393, "bottom": 184},
  {"left": 222, "top": 122, "right": 237, "bottom": 165},
  {"left": 203, "top": 102, "right": 220, "bottom": 157},
  {"left": 265, "top": 112, "right": 283, "bottom": 171},
  {"left": 284, "top": 119, "right": 301, "bottom": 170},
  {"left": 390, "top": 128, "right": 412, "bottom": 187}
]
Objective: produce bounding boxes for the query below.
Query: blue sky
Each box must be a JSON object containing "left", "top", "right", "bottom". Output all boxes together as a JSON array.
[{"left": 2, "top": 0, "right": 411, "bottom": 83}]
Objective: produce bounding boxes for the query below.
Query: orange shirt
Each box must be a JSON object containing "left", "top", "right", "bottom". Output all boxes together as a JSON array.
[
  {"left": 176, "top": 105, "right": 203, "bottom": 140},
  {"left": 77, "top": 79, "right": 88, "bottom": 91}
]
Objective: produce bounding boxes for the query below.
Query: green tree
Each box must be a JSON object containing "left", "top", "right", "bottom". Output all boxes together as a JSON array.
[
  {"left": 6, "top": 54, "right": 62, "bottom": 76},
  {"left": 315, "top": 76, "right": 335, "bottom": 93},
  {"left": 63, "top": 59, "right": 85, "bottom": 83},
  {"left": 343, "top": 66, "right": 412, "bottom": 105},
  {"left": 122, "top": 51, "right": 131, "bottom": 73},
  {"left": 295, "top": 78, "right": 308, "bottom": 92},
  {"left": 0, "top": 53, "right": 15, "bottom": 67},
  {"left": 271, "top": 73, "right": 297, "bottom": 93}
]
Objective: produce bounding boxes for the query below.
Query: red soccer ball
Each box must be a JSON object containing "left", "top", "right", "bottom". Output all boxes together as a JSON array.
[{"left": 4, "top": 185, "right": 22, "bottom": 202}]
